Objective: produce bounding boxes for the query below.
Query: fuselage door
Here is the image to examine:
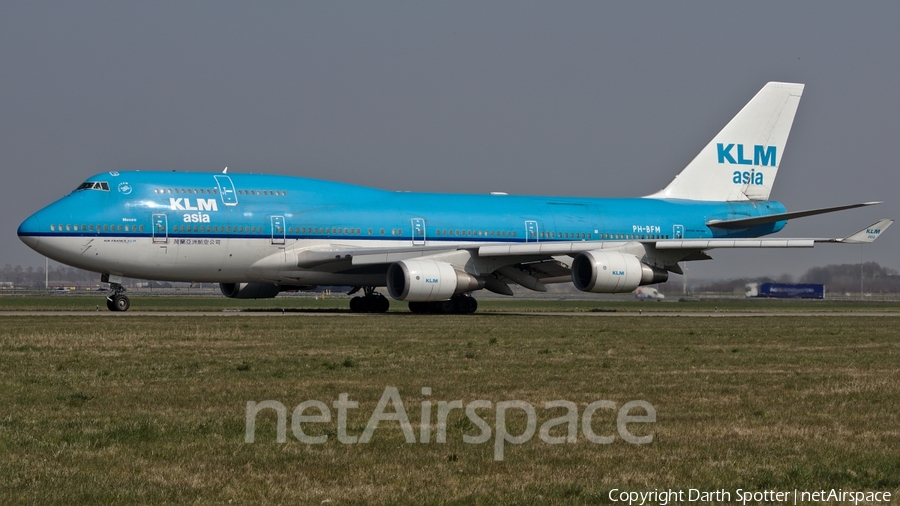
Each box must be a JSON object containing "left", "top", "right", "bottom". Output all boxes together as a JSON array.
[
  {"left": 152, "top": 213, "right": 168, "bottom": 243},
  {"left": 411, "top": 218, "right": 426, "bottom": 245},
  {"left": 271, "top": 216, "right": 286, "bottom": 245},
  {"left": 214, "top": 175, "right": 239, "bottom": 206},
  {"left": 525, "top": 220, "right": 539, "bottom": 242},
  {"left": 673, "top": 224, "right": 684, "bottom": 240}
]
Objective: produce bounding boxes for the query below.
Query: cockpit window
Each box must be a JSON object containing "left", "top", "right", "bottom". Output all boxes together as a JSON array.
[{"left": 75, "top": 181, "right": 110, "bottom": 191}]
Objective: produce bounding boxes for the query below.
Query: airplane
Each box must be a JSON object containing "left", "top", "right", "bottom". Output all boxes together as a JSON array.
[{"left": 17, "top": 82, "right": 893, "bottom": 313}]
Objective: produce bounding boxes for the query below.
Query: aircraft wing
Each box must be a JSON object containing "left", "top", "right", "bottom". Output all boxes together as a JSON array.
[
  {"left": 475, "top": 219, "right": 893, "bottom": 256},
  {"left": 271, "top": 219, "right": 891, "bottom": 292},
  {"left": 288, "top": 219, "right": 892, "bottom": 269},
  {"left": 657, "top": 219, "right": 893, "bottom": 250}
]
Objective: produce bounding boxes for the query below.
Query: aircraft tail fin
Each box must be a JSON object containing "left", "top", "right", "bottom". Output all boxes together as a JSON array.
[{"left": 646, "top": 82, "right": 804, "bottom": 202}]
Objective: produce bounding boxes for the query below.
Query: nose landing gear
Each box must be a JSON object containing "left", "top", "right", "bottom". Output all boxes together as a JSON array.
[{"left": 106, "top": 283, "right": 130, "bottom": 312}]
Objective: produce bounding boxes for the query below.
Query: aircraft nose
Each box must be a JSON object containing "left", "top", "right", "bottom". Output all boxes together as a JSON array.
[{"left": 17, "top": 213, "right": 42, "bottom": 249}]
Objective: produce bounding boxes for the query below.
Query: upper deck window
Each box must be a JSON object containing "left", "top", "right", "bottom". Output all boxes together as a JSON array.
[{"left": 75, "top": 181, "right": 110, "bottom": 191}]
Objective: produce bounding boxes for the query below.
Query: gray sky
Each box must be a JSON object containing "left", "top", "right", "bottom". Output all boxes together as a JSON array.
[{"left": 2, "top": 2, "right": 898, "bottom": 281}]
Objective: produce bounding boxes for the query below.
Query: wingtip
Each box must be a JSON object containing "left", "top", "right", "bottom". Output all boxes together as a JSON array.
[{"left": 838, "top": 219, "right": 893, "bottom": 244}]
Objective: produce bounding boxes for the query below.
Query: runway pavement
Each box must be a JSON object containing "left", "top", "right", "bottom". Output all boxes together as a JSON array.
[{"left": 2, "top": 310, "right": 899, "bottom": 317}]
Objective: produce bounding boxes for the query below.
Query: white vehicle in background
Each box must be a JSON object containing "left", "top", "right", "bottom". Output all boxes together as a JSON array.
[
  {"left": 635, "top": 287, "right": 665, "bottom": 300},
  {"left": 745, "top": 283, "right": 760, "bottom": 298}
]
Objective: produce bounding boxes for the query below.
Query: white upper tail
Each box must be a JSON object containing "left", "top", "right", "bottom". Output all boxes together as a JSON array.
[{"left": 647, "top": 82, "right": 804, "bottom": 202}]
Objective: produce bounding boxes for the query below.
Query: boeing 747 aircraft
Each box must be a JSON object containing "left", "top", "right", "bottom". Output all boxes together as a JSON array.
[{"left": 17, "top": 82, "right": 892, "bottom": 312}]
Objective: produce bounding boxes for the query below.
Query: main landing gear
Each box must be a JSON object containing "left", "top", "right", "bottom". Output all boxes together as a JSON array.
[
  {"left": 349, "top": 287, "right": 390, "bottom": 313},
  {"left": 408, "top": 294, "right": 478, "bottom": 314},
  {"left": 106, "top": 283, "right": 130, "bottom": 312}
]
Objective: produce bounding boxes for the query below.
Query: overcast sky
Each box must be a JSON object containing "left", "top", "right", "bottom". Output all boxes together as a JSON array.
[{"left": 2, "top": 2, "right": 898, "bottom": 281}]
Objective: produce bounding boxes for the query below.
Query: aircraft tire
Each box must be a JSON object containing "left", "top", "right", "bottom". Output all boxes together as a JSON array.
[
  {"left": 452, "top": 295, "right": 477, "bottom": 314},
  {"left": 113, "top": 294, "right": 130, "bottom": 312},
  {"left": 349, "top": 296, "right": 363, "bottom": 312},
  {"left": 408, "top": 301, "right": 428, "bottom": 314},
  {"left": 106, "top": 297, "right": 117, "bottom": 312},
  {"left": 373, "top": 295, "right": 390, "bottom": 313},
  {"left": 432, "top": 300, "right": 454, "bottom": 314}
]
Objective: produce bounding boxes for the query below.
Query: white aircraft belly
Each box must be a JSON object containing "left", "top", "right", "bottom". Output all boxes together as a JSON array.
[{"left": 37, "top": 236, "right": 425, "bottom": 284}]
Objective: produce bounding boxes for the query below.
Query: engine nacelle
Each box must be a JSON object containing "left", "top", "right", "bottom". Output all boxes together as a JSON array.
[
  {"left": 571, "top": 251, "right": 669, "bottom": 293},
  {"left": 219, "top": 282, "right": 282, "bottom": 299},
  {"left": 386, "top": 260, "right": 483, "bottom": 301}
]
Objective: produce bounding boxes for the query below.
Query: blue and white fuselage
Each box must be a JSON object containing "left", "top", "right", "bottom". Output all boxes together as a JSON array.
[
  {"left": 16, "top": 82, "right": 892, "bottom": 312},
  {"left": 17, "top": 170, "right": 788, "bottom": 283}
]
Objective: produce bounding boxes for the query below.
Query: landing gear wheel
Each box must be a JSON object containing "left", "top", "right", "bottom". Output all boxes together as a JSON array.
[
  {"left": 105, "top": 281, "right": 129, "bottom": 312},
  {"left": 451, "top": 295, "right": 478, "bottom": 314},
  {"left": 433, "top": 300, "right": 454, "bottom": 314},
  {"left": 373, "top": 294, "right": 390, "bottom": 313},
  {"left": 113, "top": 294, "right": 130, "bottom": 312},
  {"left": 408, "top": 296, "right": 478, "bottom": 314},
  {"left": 349, "top": 289, "right": 390, "bottom": 313},
  {"left": 408, "top": 301, "right": 428, "bottom": 314}
]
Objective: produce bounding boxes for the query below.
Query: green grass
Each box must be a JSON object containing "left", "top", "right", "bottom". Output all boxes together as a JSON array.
[
  {"left": 1, "top": 293, "right": 899, "bottom": 313},
  {"left": 1, "top": 314, "right": 899, "bottom": 504}
]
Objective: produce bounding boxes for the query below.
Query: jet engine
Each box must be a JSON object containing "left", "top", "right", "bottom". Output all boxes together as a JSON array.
[
  {"left": 386, "top": 260, "right": 483, "bottom": 301},
  {"left": 571, "top": 251, "right": 668, "bottom": 293},
  {"left": 219, "top": 282, "right": 283, "bottom": 299}
]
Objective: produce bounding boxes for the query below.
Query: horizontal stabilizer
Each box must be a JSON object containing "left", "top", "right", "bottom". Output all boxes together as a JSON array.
[{"left": 707, "top": 202, "right": 882, "bottom": 229}]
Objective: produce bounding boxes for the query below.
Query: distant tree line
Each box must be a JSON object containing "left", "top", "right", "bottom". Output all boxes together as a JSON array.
[
  {"left": 800, "top": 262, "right": 899, "bottom": 293},
  {"left": 1, "top": 264, "right": 96, "bottom": 287},
  {"left": 0, "top": 263, "right": 189, "bottom": 289}
]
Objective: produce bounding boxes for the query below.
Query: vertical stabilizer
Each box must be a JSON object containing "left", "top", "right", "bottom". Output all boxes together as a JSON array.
[{"left": 646, "top": 82, "right": 804, "bottom": 202}]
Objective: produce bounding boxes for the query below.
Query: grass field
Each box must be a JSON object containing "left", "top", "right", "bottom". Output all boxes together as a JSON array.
[
  {"left": 1, "top": 302, "right": 899, "bottom": 504},
  {"left": 2, "top": 292, "right": 900, "bottom": 313}
]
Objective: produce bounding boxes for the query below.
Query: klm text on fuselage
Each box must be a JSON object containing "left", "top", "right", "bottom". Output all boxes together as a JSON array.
[
  {"left": 169, "top": 198, "right": 219, "bottom": 223},
  {"left": 717, "top": 143, "right": 776, "bottom": 185}
]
